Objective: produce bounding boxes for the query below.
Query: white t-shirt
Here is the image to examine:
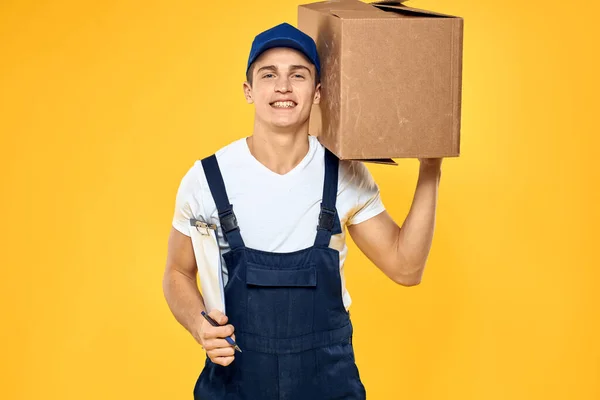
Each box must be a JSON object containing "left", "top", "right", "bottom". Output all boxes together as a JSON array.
[{"left": 172, "top": 135, "right": 386, "bottom": 310}]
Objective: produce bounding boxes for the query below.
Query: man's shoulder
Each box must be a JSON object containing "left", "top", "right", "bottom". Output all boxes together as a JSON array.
[
  {"left": 179, "top": 139, "right": 243, "bottom": 182},
  {"left": 338, "top": 158, "right": 377, "bottom": 190},
  {"left": 214, "top": 137, "right": 246, "bottom": 159},
  {"left": 307, "top": 136, "right": 374, "bottom": 186},
  {"left": 187, "top": 137, "right": 248, "bottom": 175}
]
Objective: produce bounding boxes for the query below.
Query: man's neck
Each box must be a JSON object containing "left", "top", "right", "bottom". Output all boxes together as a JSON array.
[{"left": 247, "top": 124, "right": 310, "bottom": 176}]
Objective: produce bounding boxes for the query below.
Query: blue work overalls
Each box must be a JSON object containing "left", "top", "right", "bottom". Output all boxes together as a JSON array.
[{"left": 193, "top": 148, "right": 367, "bottom": 400}]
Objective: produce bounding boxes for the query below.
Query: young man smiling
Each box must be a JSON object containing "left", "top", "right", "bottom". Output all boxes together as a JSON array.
[{"left": 164, "top": 22, "right": 442, "bottom": 399}]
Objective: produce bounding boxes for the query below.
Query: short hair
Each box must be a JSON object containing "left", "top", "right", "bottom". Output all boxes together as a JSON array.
[{"left": 246, "top": 62, "right": 320, "bottom": 87}]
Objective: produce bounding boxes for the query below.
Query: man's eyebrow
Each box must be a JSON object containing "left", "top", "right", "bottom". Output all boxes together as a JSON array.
[
  {"left": 290, "top": 65, "right": 312, "bottom": 75},
  {"left": 256, "top": 65, "right": 277, "bottom": 74},
  {"left": 255, "top": 64, "right": 312, "bottom": 75}
]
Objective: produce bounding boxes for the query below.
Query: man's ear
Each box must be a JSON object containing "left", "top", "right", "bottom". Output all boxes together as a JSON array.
[
  {"left": 313, "top": 83, "right": 321, "bottom": 105},
  {"left": 243, "top": 81, "right": 253, "bottom": 104}
]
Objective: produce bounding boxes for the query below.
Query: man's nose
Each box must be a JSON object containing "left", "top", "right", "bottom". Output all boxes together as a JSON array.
[{"left": 275, "top": 76, "right": 292, "bottom": 92}]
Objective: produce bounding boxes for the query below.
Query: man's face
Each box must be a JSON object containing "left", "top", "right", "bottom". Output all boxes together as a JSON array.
[{"left": 244, "top": 47, "right": 320, "bottom": 131}]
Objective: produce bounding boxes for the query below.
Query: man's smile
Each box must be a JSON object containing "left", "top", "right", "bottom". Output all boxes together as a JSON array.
[{"left": 270, "top": 100, "right": 297, "bottom": 109}]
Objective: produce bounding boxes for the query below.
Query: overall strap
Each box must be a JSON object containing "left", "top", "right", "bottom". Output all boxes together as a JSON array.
[
  {"left": 201, "top": 155, "right": 245, "bottom": 250},
  {"left": 314, "top": 148, "right": 340, "bottom": 247}
]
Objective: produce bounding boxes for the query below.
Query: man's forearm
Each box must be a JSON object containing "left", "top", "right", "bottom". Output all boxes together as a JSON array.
[
  {"left": 396, "top": 164, "right": 441, "bottom": 282},
  {"left": 163, "top": 269, "right": 206, "bottom": 343}
]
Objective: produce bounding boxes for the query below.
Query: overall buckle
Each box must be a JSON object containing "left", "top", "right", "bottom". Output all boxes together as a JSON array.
[
  {"left": 318, "top": 206, "right": 336, "bottom": 231},
  {"left": 219, "top": 209, "right": 239, "bottom": 234}
]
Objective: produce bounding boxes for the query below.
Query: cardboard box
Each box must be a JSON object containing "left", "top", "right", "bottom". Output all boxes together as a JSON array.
[{"left": 298, "top": 0, "right": 463, "bottom": 163}]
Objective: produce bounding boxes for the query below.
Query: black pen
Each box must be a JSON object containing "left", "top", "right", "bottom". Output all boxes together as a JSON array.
[{"left": 201, "top": 311, "right": 242, "bottom": 352}]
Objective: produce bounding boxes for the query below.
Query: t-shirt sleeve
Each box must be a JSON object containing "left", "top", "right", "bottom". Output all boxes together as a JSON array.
[
  {"left": 343, "top": 161, "right": 386, "bottom": 226},
  {"left": 171, "top": 163, "right": 200, "bottom": 237}
]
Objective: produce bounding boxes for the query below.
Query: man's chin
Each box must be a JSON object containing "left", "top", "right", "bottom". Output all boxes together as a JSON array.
[
  {"left": 269, "top": 118, "right": 301, "bottom": 130},
  {"left": 271, "top": 120, "right": 296, "bottom": 128},
  {"left": 256, "top": 114, "right": 309, "bottom": 131}
]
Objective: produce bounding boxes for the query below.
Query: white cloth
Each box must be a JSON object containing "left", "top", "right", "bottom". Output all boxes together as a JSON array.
[{"left": 172, "top": 135, "right": 386, "bottom": 313}]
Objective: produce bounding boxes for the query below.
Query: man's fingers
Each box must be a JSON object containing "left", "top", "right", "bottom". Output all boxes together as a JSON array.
[
  {"left": 213, "top": 356, "right": 235, "bottom": 367},
  {"left": 198, "top": 310, "right": 235, "bottom": 354},
  {"left": 203, "top": 338, "right": 235, "bottom": 351},
  {"left": 202, "top": 324, "right": 235, "bottom": 340},
  {"left": 207, "top": 346, "right": 235, "bottom": 358}
]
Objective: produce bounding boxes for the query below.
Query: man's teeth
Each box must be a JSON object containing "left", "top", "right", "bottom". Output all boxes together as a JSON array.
[{"left": 272, "top": 101, "right": 296, "bottom": 108}]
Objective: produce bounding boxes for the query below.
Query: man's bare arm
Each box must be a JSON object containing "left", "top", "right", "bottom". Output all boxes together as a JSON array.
[
  {"left": 163, "top": 227, "right": 237, "bottom": 365},
  {"left": 163, "top": 227, "right": 207, "bottom": 343},
  {"left": 348, "top": 160, "right": 442, "bottom": 286}
]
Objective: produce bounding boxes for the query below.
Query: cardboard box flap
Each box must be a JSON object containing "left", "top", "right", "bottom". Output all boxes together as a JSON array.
[
  {"left": 303, "top": 0, "right": 390, "bottom": 16},
  {"left": 330, "top": 9, "right": 399, "bottom": 19},
  {"left": 371, "top": 1, "right": 458, "bottom": 18},
  {"left": 357, "top": 158, "right": 398, "bottom": 165},
  {"left": 301, "top": 0, "right": 374, "bottom": 12}
]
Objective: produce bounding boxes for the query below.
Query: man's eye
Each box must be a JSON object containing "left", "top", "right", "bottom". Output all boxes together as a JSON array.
[
  {"left": 263, "top": 73, "right": 275, "bottom": 78},
  {"left": 293, "top": 74, "right": 305, "bottom": 79}
]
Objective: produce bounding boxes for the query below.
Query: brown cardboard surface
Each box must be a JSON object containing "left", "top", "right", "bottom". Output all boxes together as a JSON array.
[
  {"left": 298, "top": 0, "right": 463, "bottom": 162},
  {"left": 373, "top": 1, "right": 458, "bottom": 18}
]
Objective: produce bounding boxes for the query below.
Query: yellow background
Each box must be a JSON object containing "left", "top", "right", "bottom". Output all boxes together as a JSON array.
[{"left": 1, "top": 0, "right": 598, "bottom": 399}]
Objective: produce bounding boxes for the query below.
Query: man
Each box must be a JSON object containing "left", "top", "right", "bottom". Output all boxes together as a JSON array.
[{"left": 163, "top": 22, "right": 442, "bottom": 399}]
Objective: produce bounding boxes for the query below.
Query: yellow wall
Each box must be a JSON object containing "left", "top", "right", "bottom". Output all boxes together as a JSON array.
[{"left": 1, "top": 1, "right": 598, "bottom": 399}]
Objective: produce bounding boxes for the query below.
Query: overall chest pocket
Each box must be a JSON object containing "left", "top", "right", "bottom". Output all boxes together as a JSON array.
[{"left": 245, "top": 263, "right": 317, "bottom": 337}]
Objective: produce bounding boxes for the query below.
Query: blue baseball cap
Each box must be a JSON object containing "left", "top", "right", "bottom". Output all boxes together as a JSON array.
[{"left": 246, "top": 22, "right": 321, "bottom": 78}]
